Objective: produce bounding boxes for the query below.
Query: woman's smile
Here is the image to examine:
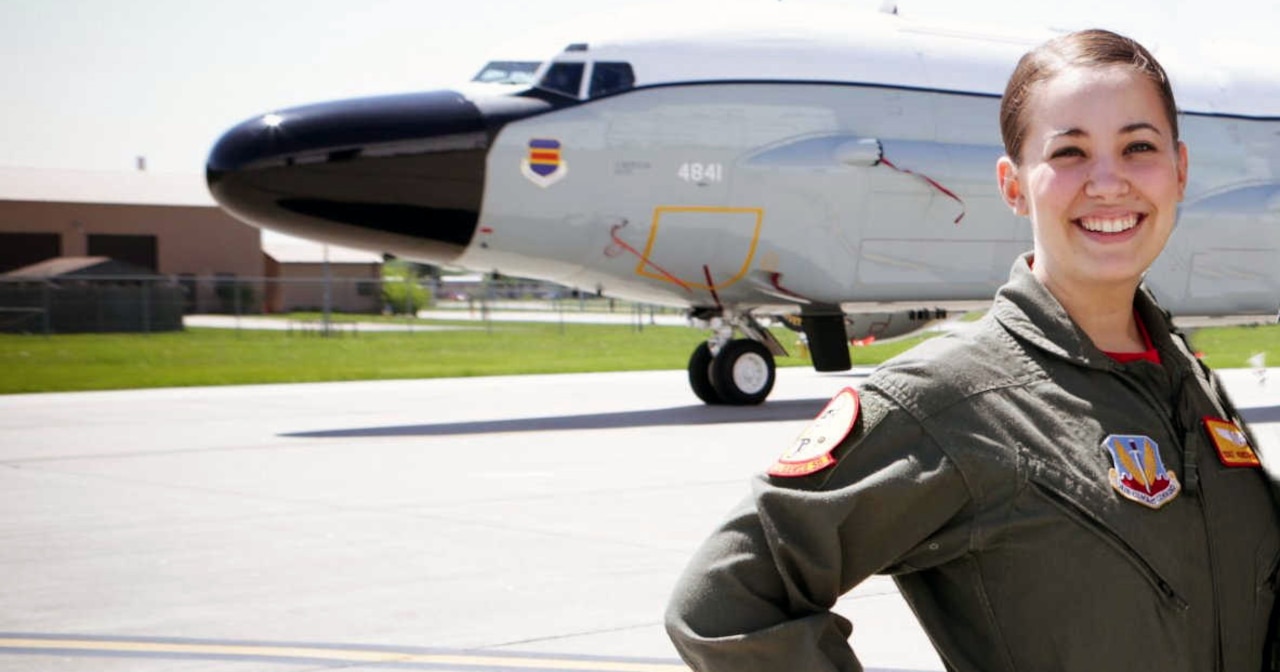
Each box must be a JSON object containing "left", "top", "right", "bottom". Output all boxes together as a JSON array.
[{"left": 1077, "top": 212, "right": 1141, "bottom": 235}]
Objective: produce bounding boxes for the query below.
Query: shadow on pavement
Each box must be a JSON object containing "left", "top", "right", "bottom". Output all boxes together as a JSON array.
[
  {"left": 284, "top": 398, "right": 834, "bottom": 438},
  {"left": 284, "top": 397, "right": 1279, "bottom": 440}
]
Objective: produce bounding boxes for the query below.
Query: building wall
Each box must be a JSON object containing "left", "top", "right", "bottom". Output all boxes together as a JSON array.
[
  {"left": 0, "top": 200, "right": 263, "bottom": 313},
  {"left": 0, "top": 200, "right": 261, "bottom": 276},
  {"left": 270, "top": 261, "right": 382, "bottom": 314}
]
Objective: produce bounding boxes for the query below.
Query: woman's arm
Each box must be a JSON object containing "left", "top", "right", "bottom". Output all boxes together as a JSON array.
[{"left": 664, "top": 387, "right": 972, "bottom": 671}]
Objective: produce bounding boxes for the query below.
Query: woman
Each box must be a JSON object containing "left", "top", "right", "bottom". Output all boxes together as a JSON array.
[{"left": 665, "top": 29, "right": 1279, "bottom": 672}]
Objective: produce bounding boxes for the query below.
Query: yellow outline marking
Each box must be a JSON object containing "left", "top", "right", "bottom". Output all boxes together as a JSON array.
[
  {"left": 0, "top": 637, "right": 689, "bottom": 672},
  {"left": 636, "top": 206, "right": 764, "bottom": 290}
]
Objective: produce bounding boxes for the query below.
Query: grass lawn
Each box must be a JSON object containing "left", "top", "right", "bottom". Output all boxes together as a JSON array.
[
  {"left": 1186, "top": 322, "right": 1279, "bottom": 371},
  {"left": 0, "top": 318, "right": 1273, "bottom": 395}
]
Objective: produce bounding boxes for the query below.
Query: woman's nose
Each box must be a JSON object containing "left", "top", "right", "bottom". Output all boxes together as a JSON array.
[{"left": 1084, "top": 156, "right": 1130, "bottom": 198}]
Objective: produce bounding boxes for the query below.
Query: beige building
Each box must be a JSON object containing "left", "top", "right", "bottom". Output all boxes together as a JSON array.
[
  {"left": 262, "top": 236, "right": 384, "bottom": 314},
  {"left": 0, "top": 167, "right": 384, "bottom": 315}
]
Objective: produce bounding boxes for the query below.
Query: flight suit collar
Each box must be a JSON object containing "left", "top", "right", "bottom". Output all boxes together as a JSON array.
[{"left": 990, "top": 253, "right": 1120, "bottom": 371}]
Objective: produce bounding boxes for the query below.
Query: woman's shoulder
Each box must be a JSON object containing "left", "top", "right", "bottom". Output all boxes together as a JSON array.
[{"left": 867, "top": 315, "right": 1042, "bottom": 419}]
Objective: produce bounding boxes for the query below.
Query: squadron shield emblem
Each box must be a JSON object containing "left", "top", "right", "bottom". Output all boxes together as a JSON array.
[
  {"left": 1101, "top": 434, "right": 1181, "bottom": 509},
  {"left": 768, "top": 388, "right": 859, "bottom": 478},
  {"left": 521, "top": 138, "right": 568, "bottom": 187}
]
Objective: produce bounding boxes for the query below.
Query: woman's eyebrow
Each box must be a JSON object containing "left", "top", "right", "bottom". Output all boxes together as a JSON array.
[
  {"left": 1046, "top": 122, "right": 1162, "bottom": 140},
  {"left": 1048, "top": 127, "right": 1085, "bottom": 140},
  {"left": 1121, "top": 121, "right": 1162, "bottom": 135}
]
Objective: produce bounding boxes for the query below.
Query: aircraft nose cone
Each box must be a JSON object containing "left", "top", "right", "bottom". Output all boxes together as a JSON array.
[{"left": 207, "top": 90, "right": 489, "bottom": 264}]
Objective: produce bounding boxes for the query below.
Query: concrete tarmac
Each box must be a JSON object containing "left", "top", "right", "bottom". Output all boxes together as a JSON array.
[{"left": 1, "top": 366, "right": 1277, "bottom": 672}]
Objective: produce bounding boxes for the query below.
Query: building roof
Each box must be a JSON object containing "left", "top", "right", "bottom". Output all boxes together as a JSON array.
[
  {"left": 0, "top": 165, "right": 383, "bottom": 266},
  {"left": 0, "top": 166, "right": 214, "bottom": 206},
  {"left": 2, "top": 256, "right": 158, "bottom": 279},
  {"left": 262, "top": 232, "right": 384, "bottom": 264}
]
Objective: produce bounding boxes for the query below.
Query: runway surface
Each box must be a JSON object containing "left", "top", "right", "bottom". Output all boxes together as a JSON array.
[{"left": 1, "top": 366, "right": 1276, "bottom": 672}]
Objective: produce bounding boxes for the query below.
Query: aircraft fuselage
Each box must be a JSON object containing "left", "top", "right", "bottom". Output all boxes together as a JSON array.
[{"left": 206, "top": 8, "right": 1280, "bottom": 403}]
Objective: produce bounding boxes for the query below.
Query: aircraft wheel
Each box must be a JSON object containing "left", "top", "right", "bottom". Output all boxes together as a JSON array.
[
  {"left": 687, "top": 342, "right": 724, "bottom": 404},
  {"left": 710, "top": 339, "right": 776, "bottom": 406}
]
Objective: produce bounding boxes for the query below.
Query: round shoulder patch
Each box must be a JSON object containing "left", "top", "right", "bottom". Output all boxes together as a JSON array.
[{"left": 768, "top": 387, "right": 860, "bottom": 478}]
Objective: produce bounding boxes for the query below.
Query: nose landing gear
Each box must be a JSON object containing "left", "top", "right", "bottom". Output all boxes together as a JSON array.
[{"left": 687, "top": 314, "right": 782, "bottom": 405}]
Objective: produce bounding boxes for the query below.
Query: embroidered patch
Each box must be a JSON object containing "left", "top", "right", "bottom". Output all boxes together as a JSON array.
[
  {"left": 1203, "top": 417, "right": 1260, "bottom": 468},
  {"left": 768, "top": 388, "right": 859, "bottom": 478},
  {"left": 1101, "top": 435, "right": 1181, "bottom": 509},
  {"left": 521, "top": 138, "right": 568, "bottom": 187}
]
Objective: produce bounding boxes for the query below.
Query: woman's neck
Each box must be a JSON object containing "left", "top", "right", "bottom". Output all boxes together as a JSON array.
[{"left": 1034, "top": 265, "right": 1145, "bottom": 353}]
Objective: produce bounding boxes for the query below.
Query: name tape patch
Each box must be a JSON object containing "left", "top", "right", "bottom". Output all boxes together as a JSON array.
[{"left": 1203, "top": 417, "right": 1260, "bottom": 468}]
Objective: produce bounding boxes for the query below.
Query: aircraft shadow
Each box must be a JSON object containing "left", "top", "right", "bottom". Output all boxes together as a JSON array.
[
  {"left": 284, "top": 402, "right": 1279, "bottom": 440},
  {"left": 284, "top": 398, "right": 833, "bottom": 438}
]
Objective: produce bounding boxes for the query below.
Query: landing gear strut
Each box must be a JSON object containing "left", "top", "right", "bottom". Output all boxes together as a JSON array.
[{"left": 687, "top": 314, "right": 782, "bottom": 405}]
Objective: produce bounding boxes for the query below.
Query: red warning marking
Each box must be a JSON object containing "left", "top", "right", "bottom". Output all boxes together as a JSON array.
[
  {"left": 606, "top": 222, "right": 692, "bottom": 291},
  {"left": 880, "top": 156, "right": 966, "bottom": 225},
  {"left": 703, "top": 265, "right": 723, "bottom": 309},
  {"left": 768, "top": 272, "right": 811, "bottom": 302}
]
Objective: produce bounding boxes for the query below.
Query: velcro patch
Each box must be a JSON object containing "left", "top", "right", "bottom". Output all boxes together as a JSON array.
[
  {"left": 1102, "top": 434, "right": 1181, "bottom": 509},
  {"left": 1203, "top": 417, "right": 1260, "bottom": 468},
  {"left": 768, "top": 387, "right": 860, "bottom": 477}
]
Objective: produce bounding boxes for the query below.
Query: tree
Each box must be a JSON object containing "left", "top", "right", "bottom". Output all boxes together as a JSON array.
[{"left": 381, "top": 259, "right": 429, "bottom": 315}]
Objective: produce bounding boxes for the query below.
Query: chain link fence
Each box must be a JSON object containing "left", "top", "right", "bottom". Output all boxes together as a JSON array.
[{"left": 0, "top": 275, "right": 688, "bottom": 335}]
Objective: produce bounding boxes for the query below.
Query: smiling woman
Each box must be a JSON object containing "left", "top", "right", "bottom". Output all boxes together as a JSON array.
[
  {"left": 995, "top": 29, "right": 1188, "bottom": 354},
  {"left": 665, "top": 29, "right": 1280, "bottom": 672}
]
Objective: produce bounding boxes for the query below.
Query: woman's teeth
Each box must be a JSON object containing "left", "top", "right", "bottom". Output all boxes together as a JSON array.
[{"left": 1079, "top": 214, "right": 1139, "bottom": 233}]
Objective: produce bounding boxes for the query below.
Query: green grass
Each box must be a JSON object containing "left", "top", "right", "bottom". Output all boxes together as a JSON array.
[
  {"left": 0, "top": 323, "right": 920, "bottom": 395},
  {"left": 0, "top": 319, "right": 1272, "bottom": 395},
  {"left": 1185, "top": 323, "right": 1280, "bottom": 371}
]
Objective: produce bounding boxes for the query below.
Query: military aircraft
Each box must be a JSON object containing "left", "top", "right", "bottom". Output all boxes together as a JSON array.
[{"left": 206, "top": 5, "right": 1280, "bottom": 405}]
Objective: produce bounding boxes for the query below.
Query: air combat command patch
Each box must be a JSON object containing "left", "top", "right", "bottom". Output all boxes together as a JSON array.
[
  {"left": 1101, "top": 434, "right": 1181, "bottom": 509},
  {"left": 769, "top": 387, "right": 860, "bottom": 478}
]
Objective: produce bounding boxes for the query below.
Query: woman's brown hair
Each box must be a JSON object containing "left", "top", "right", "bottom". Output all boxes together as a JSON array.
[{"left": 999, "top": 29, "right": 1179, "bottom": 164}]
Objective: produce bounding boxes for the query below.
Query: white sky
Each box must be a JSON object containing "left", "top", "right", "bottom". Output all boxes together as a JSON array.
[{"left": 0, "top": 0, "right": 1275, "bottom": 176}]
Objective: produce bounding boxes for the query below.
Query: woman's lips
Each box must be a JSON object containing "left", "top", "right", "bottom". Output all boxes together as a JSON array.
[
  {"left": 1078, "top": 213, "right": 1140, "bottom": 233},
  {"left": 1074, "top": 213, "right": 1146, "bottom": 242}
]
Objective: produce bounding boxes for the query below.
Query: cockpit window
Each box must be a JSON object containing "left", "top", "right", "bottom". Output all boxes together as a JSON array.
[
  {"left": 589, "top": 61, "right": 635, "bottom": 98},
  {"left": 471, "top": 61, "right": 541, "bottom": 86},
  {"left": 538, "top": 62, "right": 585, "bottom": 98}
]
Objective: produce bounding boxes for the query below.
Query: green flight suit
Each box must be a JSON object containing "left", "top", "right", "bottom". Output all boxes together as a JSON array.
[{"left": 666, "top": 255, "right": 1280, "bottom": 672}]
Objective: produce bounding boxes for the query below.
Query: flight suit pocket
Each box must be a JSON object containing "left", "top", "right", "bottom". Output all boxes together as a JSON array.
[{"left": 1027, "top": 478, "right": 1189, "bottom": 611}]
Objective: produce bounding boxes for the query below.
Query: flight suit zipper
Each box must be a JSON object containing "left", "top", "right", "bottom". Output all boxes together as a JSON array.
[
  {"left": 1029, "top": 481, "right": 1190, "bottom": 611},
  {"left": 1118, "top": 363, "right": 1223, "bottom": 669},
  {"left": 1174, "top": 373, "right": 1227, "bottom": 671}
]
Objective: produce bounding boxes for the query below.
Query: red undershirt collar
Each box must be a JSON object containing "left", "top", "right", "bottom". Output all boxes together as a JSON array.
[
  {"left": 1103, "top": 312, "right": 1161, "bottom": 365},
  {"left": 1024, "top": 257, "right": 1161, "bottom": 365}
]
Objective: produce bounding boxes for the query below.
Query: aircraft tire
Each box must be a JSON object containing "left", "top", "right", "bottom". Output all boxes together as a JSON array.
[
  {"left": 688, "top": 342, "right": 724, "bottom": 404},
  {"left": 710, "top": 339, "right": 776, "bottom": 406}
]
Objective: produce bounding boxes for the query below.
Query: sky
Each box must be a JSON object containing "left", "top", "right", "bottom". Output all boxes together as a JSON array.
[{"left": 0, "top": 0, "right": 1276, "bottom": 177}]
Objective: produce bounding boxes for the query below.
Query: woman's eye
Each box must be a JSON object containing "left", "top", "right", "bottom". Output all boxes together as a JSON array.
[
  {"left": 1125, "top": 141, "right": 1157, "bottom": 154},
  {"left": 1049, "top": 146, "right": 1085, "bottom": 159}
]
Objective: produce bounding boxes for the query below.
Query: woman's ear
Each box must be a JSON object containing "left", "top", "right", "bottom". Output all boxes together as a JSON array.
[
  {"left": 997, "top": 157, "right": 1028, "bottom": 216},
  {"left": 1176, "top": 141, "right": 1189, "bottom": 201}
]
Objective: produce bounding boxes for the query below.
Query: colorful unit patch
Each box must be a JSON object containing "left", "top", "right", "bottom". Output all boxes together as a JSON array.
[
  {"left": 1203, "top": 417, "right": 1260, "bottom": 467},
  {"left": 769, "top": 388, "right": 859, "bottom": 478},
  {"left": 1101, "top": 434, "right": 1181, "bottom": 509},
  {"left": 520, "top": 138, "right": 568, "bottom": 187}
]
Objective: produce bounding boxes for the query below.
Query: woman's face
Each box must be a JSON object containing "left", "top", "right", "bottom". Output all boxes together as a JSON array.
[{"left": 997, "top": 64, "right": 1188, "bottom": 295}]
